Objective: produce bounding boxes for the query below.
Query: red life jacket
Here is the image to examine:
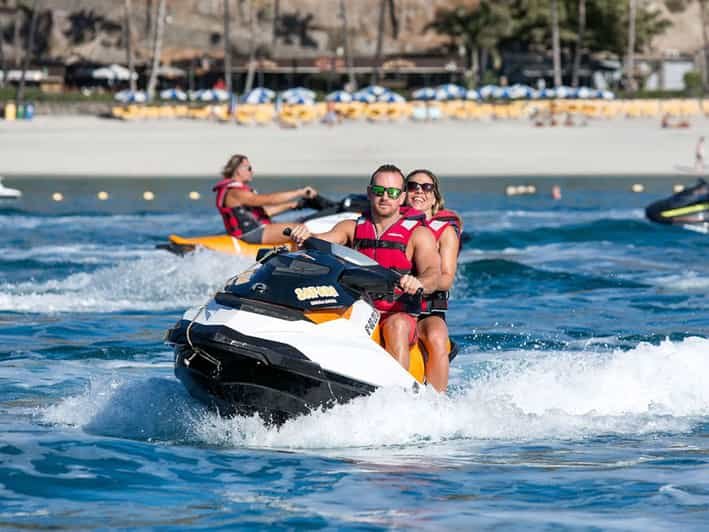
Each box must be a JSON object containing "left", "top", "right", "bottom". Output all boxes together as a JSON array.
[
  {"left": 422, "top": 209, "right": 462, "bottom": 314},
  {"left": 213, "top": 178, "right": 271, "bottom": 237},
  {"left": 353, "top": 208, "right": 425, "bottom": 313},
  {"left": 427, "top": 209, "right": 462, "bottom": 241}
]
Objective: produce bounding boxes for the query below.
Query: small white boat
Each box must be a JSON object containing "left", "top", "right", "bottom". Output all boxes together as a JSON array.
[{"left": 0, "top": 177, "right": 21, "bottom": 199}]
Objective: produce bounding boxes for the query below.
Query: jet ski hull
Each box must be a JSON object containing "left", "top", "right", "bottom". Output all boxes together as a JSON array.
[{"left": 169, "top": 320, "right": 376, "bottom": 424}]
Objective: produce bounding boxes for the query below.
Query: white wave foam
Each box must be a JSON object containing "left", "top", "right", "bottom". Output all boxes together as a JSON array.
[
  {"left": 0, "top": 249, "right": 253, "bottom": 312},
  {"left": 44, "top": 337, "right": 709, "bottom": 450},
  {"left": 649, "top": 272, "right": 709, "bottom": 292}
]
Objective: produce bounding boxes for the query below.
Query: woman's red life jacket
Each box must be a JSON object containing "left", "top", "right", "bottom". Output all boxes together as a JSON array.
[
  {"left": 213, "top": 178, "right": 271, "bottom": 237},
  {"left": 422, "top": 209, "right": 462, "bottom": 314},
  {"left": 427, "top": 209, "right": 462, "bottom": 241},
  {"left": 353, "top": 208, "right": 425, "bottom": 314}
]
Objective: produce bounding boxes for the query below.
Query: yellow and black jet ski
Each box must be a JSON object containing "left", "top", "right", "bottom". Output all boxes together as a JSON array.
[
  {"left": 158, "top": 194, "right": 368, "bottom": 257},
  {"left": 646, "top": 179, "right": 709, "bottom": 234}
]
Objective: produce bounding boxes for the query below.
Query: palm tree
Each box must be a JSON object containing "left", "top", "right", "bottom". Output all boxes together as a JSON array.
[
  {"left": 243, "top": 0, "right": 257, "bottom": 95},
  {"left": 372, "top": 0, "right": 398, "bottom": 85},
  {"left": 571, "top": 0, "right": 586, "bottom": 87},
  {"left": 146, "top": 0, "right": 166, "bottom": 101},
  {"left": 625, "top": 0, "right": 637, "bottom": 92},
  {"left": 340, "top": 0, "right": 357, "bottom": 91},
  {"left": 551, "top": 0, "right": 562, "bottom": 87},
  {"left": 16, "top": 0, "right": 39, "bottom": 108},
  {"left": 224, "top": 0, "right": 232, "bottom": 95},
  {"left": 124, "top": 0, "right": 136, "bottom": 93},
  {"left": 427, "top": 2, "right": 514, "bottom": 85}
]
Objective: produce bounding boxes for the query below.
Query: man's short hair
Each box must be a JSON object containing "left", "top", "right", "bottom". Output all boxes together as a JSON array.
[{"left": 369, "top": 164, "right": 405, "bottom": 186}]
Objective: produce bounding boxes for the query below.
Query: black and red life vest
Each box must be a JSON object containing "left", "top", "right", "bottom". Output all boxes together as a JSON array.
[
  {"left": 426, "top": 209, "right": 462, "bottom": 241},
  {"left": 213, "top": 178, "right": 271, "bottom": 237},
  {"left": 353, "top": 208, "right": 425, "bottom": 313},
  {"left": 422, "top": 209, "right": 462, "bottom": 314}
]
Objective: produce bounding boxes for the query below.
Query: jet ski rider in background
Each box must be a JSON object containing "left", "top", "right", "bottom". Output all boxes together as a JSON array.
[
  {"left": 214, "top": 154, "right": 321, "bottom": 244},
  {"left": 404, "top": 169, "right": 462, "bottom": 392},
  {"left": 289, "top": 164, "right": 441, "bottom": 373}
]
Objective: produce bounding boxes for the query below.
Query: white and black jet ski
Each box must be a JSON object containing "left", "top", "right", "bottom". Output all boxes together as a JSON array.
[
  {"left": 0, "top": 178, "right": 21, "bottom": 200},
  {"left": 645, "top": 179, "right": 709, "bottom": 234},
  {"left": 165, "top": 231, "right": 457, "bottom": 424}
]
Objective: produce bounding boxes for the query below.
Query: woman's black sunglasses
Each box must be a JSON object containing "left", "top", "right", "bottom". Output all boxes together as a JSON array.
[{"left": 406, "top": 181, "right": 435, "bottom": 193}]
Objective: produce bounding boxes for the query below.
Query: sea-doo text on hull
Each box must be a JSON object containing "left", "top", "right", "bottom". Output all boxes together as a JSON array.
[
  {"left": 645, "top": 179, "right": 709, "bottom": 234},
  {"left": 166, "top": 235, "right": 457, "bottom": 424}
]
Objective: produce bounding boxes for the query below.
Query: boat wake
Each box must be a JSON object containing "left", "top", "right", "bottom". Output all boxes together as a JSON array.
[
  {"left": 42, "top": 336, "right": 709, "bottom": 450},
  {"left": 0, "top": 249, "right": 252, "bottom": 313}
]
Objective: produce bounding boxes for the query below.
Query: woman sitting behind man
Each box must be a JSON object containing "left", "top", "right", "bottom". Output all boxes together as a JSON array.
[
  {"left": 404, "top": 169, "right": 462, "bottom": 392},
  {"left": 214, "top": 154, "right": 320, "bottom": 244}
]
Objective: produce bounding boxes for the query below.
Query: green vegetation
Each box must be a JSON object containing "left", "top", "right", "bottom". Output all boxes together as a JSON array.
[
  {"left": 0, "top": 87, "right": 114, "bottom": 103},
  {"left": 430, "top": 0, "right": 674, "bottom": 85}
]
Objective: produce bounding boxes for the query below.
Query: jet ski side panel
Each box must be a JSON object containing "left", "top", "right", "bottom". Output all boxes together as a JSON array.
[{"left": 646, "top": 179, "right": 709, "bottom": 229}]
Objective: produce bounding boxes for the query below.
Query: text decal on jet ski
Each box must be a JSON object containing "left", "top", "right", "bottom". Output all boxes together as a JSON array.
[{"left": 295, "top": 285, "right": 339, "bottom": 301}]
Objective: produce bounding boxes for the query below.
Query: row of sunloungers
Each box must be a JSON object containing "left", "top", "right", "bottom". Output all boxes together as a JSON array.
[{"left": 110, "top": 98, "right": 709, "bottom": 125}]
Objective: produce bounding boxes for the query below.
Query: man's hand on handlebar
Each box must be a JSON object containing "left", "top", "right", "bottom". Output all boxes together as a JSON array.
[
  {"left": 287, "top": 224, "right": 312, "bottom": 246},
  {"left": 398, "top": 274, "right": 423, "bottom": 295}
]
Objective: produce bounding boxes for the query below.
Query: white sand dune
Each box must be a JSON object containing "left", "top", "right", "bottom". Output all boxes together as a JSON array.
[{"left": 1, "top": 115, "right": 706, "bottom": 177}]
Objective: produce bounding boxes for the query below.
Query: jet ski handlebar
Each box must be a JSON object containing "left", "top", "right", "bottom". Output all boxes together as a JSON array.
[{"left": 283, "top": 228, "right": 423, "bottom": 302}]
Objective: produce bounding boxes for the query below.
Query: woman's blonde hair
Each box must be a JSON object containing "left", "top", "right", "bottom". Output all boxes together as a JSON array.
[
  {"left": 405, "top": 168, "right": 444, "bottom": 215},
  {"left": 222, "top": 154, "right": 248, "bottom": 179}
]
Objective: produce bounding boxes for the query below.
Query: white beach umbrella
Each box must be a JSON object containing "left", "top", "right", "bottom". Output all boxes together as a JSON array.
[
  {"left": 576, "top": 86, "right": 594, "bottom": 99},
  {"left": 492, "top": 86, "right": 511, "bottom": 99},
  {"left": 555, "top": 85, "right": 575, "bottom": 99},
  {"left": 243, "top": 87, "right": 276, "bottom": 104},
  {"left": 539, "top": 87, "right": 557, "bottom": 99},
  {"left": 378, "top": 91, "right": 406, "bottom": 103},
  {"left": 93, "top": 64, "right": 137, "bottom": 81},
  {"left": 114, "top": 89, "right": 147, "bottom": 103},
  {"left": 508, "top": 84, "right": 535, "bottom": 99},
  {"left": 281, "top": 87, "right": 316, "bottom": 100},
  {"left": 282, "top": 93, "right": 315, "bottom": 105},
  {"left": 412, "top": 87, "right": 437, "bottom": 101},
  {"left": 353, "top": 90, "right": 377, "bottom": 103},
  {"left": 360, "top": 85, "right": 389, "bottom": 97},
  {"left": 600, "top": 90, "right": 615, "bottom": 100},
  {"left": 478, "top": 85, "right": 498, "bottom": 99},
  {"left": 465, "top": 89, "right": 480, "bottom": 101},
  {"left": 436, "top": 83, "right": 466, "bottom": 100},
  {"left": 159, "top": 88, "right": 188, "bottom": 101},
  {"left": 326, "top": 90, "right": 352, "bottom": 103}
]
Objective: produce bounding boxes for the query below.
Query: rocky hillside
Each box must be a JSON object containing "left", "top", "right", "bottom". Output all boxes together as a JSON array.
[{"left": 0, "top": 0, "right": 702, "bottom": 66}]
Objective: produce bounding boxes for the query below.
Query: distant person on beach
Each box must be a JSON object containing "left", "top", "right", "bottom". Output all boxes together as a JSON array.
[
  {"left": 213, "top": 154, "right": 319, "bottom": 244},
  {"left": 404, "top": 169, "right": 462, "bottom": 392},
  {"left": 321, "top": 101, "right": 342, "bottom": 126},
  {"left": 695, "top": 136, "right": 705, "bottom": 172}
]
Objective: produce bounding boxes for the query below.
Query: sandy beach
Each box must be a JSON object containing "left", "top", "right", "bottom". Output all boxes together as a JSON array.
[{"left": 1, "top": 115, "right": 706, "bottom": 177}]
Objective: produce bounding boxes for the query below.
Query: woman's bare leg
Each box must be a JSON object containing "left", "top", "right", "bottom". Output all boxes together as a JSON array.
[{"left": 418, "top": 315, "right": 449, "bottom": 392}]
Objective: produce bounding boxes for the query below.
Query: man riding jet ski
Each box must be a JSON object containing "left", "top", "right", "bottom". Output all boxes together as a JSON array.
[
  {"left": 165, "top": 232, "right": 458, "bottom": 424},
  {"left": 645, "top": 178, "right": 709, "bottom": 234}
]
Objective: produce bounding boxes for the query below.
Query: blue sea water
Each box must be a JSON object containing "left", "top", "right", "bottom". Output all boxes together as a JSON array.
[{"left": 1, "top": 176, "right": 708, "bottom": 530}]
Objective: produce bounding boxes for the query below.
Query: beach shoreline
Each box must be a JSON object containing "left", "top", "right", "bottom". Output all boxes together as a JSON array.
[{"left": 2, "top": 115, "right": 707, "bottom": 178}]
